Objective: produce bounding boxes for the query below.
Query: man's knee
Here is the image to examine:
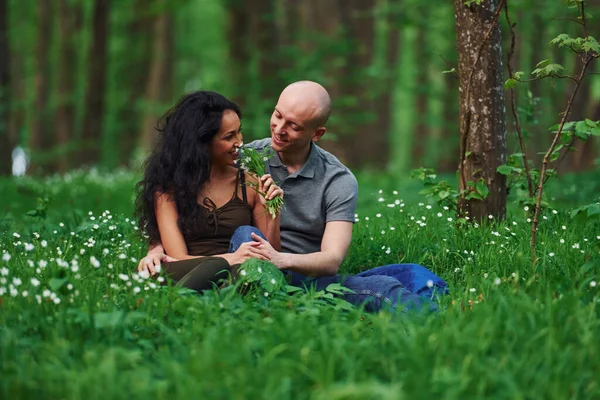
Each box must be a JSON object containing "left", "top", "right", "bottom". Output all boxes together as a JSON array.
[{"left": 229, "top": 225, "right": 265, "bottom": 252}]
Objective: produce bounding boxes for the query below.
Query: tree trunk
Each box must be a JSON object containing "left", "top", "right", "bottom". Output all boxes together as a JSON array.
[
  {"left": 30, "top": 0, "right": 53, "bottom": 174},
  {"left": 226, "top": 0, "right": 251, "bottom": 109},
  {"left": 54, "top": 0, "right": 82, "bottom": 173},
  {"left": 0, "top": 0, "right": 11, "bottom": 176},
  {"left": 80, "top": 0, "right": 110, "bottom": 167},
  {"left": 566, "top": 60, "right": 592, "bottom": 172},
  {"left": 440, "top": 72, "right": 459, "bottom": 172},
  {"left": 528, "top": 2, "right": 544, "bottom": 164},
  {"left": 412, "top": 17, "right": 428, "bottom": 168},
  {"left": 454, "top": 0, "right": 508, "bottom": 221},
  {"left": 117, "top": 0, "right": 154, "bottom": 166},
  {"left": 139, "top": 7, "right": 173, "bottom": 153}
]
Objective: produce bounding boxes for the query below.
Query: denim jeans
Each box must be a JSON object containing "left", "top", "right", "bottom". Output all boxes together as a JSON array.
[
  {"left": 228, "top": 225, "right": 266, "bottom": 253},
  {"left": 228, "top": 225, "right": 441, "bottom": 314},
  {"left": 355, "top": 264, "right": 449, "bottom": 299}
]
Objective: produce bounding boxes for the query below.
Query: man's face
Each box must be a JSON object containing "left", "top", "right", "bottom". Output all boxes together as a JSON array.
[{"left": 269, "top": 93, "right": 322, "bottom": 154}]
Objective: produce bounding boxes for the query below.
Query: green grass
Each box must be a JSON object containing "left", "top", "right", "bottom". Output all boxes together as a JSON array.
[{"left": 1, "top": 169, "right": 599, "bottom": 399}]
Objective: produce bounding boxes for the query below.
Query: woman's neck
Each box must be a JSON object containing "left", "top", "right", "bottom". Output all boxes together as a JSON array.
[{"left": 209, "top": 164, "right": 235, "bottom": 181}]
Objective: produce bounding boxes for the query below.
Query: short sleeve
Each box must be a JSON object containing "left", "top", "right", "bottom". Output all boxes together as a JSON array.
[
  {"left": 245, "top": 138, "right": 271, "bottom": 151},
  {"left": 324, "top": 169, "right": 358, "bottom": 223}
]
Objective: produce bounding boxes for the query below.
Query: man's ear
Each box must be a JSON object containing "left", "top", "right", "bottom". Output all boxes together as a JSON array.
[{"left": 312, "top": 127, "right": 326, "bottom": 142}]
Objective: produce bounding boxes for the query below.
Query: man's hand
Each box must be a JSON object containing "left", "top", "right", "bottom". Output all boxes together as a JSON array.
[
  {"left": 251, "top": 232, "right": 287, "bottom": 269},
  {"left": 223, "top": 241, "right": 272, "bottom": 265}
]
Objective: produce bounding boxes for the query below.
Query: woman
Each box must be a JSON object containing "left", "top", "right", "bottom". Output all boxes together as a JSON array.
[{"left": 135, "top": 91, "right": 282, "bottom": 292}]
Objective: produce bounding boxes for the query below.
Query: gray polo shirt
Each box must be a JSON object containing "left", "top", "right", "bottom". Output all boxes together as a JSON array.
[{"left": 246, "top": 138, "right": 358, "bottom": 255}]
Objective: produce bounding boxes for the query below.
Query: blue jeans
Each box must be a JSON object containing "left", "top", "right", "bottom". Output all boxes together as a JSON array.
[
  {"left": 228, "top": 225, "right": 442, "bottom": 314},
  {"left": 355, "top": 264, "right": 449, "bottom": 299},
  {"left": 228, "top": 225, "right": 266, "bottom": 253}
]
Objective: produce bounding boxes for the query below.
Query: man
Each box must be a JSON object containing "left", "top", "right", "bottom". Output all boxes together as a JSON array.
[{"left": 139, "top": 81, "right": 445, "bottom": 313}]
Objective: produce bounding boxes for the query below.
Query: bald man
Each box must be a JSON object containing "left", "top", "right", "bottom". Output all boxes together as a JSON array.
[{"left": 140, "top": 81, "right": 445, "bottom": 313}]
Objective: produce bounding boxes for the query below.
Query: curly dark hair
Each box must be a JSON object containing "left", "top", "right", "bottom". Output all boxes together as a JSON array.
[{"left": 135, "top": 91, "right": 241, "bottom": 245}]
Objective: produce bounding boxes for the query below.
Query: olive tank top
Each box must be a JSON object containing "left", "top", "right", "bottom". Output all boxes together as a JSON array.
[{"left": 184, "top": 169, "right": 252, "bottom": 256}]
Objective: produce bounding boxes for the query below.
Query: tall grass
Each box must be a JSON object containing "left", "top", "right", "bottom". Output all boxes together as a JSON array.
[{"left": 0, "top": 170, "right": 599, "bottom": 399}]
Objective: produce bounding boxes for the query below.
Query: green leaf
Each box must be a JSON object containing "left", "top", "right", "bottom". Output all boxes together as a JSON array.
[
  {"left": 438, "top": 190, "right": 450, "bottom": 200},
  {"left": 475, "top": 181, "right": 489, "bottom": 199},
  {"left": 505, "top": 78, "right": 518, "bottom": 89},
  {"left": 497, "top": 165, "right": 516, "bottom": 175},
  {"left": 575, "top": 120, "right": 588, "bottom": 133},
  {"left": 49, "top": 278, "right": 68, "bottom": 291},
  {"left": 325, "top": 283, "right": 355, "bottom": 295},
  {"left": 591, "top": 127, "right": 600, "bottom": 137},
  {"left": 582, "top": 36, "right": 600, "bottom": 53},
  {"left": 585, "top": 119, "right": 597, "bottom": 128}
]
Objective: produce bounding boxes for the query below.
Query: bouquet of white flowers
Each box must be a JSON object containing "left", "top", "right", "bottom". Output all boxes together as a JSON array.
[{"left": 237, "top": 145, "right": 284, "bottom": 219}]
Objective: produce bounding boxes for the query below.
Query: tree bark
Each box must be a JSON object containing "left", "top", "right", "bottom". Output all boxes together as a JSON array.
[
  {"left": 54, "top": 0, "right": 82, "bottom": 173},
  {"left": 0, "top": 0, "right": 11, "bottom": 176},
  {"left": 80, "top": 0, "right": 110, "bottom": 167},
  {"left": 412, "top": 17, "right": 428, "bottom": 168},
  {"left": 139, "top": 7, "right": 173, "bottom": 153},
  {"left": 29, "top": 0, "right": 53, "bottom": 174},
  {"left": 117, "top": 0, "right": 154, "bottom": 165},
  {"left": 454, "top": 0, "right": 508, "bottom": 221}
]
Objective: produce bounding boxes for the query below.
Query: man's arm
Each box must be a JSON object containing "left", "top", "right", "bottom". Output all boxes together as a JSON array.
[{"left": 252, "top": 220, "right": 353, "bottom": 276}]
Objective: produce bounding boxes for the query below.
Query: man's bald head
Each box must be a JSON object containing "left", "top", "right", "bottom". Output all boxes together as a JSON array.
[{"left": 279, "top": 81, "right": 331, "bottom": 128}]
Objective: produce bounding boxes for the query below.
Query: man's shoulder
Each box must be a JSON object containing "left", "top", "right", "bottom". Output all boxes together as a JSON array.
[
  {"left": 313, "top": 144, "right": 356, "bottom": 180},
  {"left": 246, "top": 138, "right": 271, "bottom": 150}
]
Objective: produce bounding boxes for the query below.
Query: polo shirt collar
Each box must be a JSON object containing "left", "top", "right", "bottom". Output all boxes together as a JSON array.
[{"left": 269, "top": 143, "right": 318, "bottom": 178}]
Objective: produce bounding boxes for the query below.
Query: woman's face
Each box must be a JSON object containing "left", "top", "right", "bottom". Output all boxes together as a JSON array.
[{"left": 209, "top": 109, "right": 243, "bottom": 167}]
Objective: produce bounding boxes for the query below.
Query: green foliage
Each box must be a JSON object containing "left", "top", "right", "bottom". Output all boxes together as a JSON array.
[
  {"left": 238, "top": 146, "right": 285, "bottom": 219},
  {"left": 550, "top": 33, "right": 600, "bottom": 54},
  {"left": 465, "top": 178, "right": 489, "bottom": 201},
  {"left": 410, "top": 167, "right": 459, "bottom": 211},
  {"left": 531, "top": 59, "right": 565, "bottom": 78},
  {"left": 1, "top": 172, "right": 600, "bottom": 398},
  {"left": 570, "top": 199, "right": 600, "bottom": 223}
]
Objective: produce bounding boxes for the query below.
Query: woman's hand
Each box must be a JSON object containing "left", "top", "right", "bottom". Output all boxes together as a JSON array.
[
  {"left": 258, "top": 174, "right": 284, "bottom": 205},
  {"left": 223, "top": 241, "right": 271, "bottom": 265},
  {"left": 137, "top": 249, "right": 178, "bottom": 277}
]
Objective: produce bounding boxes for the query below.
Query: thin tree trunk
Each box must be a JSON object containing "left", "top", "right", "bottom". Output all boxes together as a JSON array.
[
  {"left": 80, "top": 0, "right": 109, "bottom": 167},
  {"left": 139, "top": 8, "right": 172, "bottom": 153},
  {"left": 566, "top": 65, "right": 592, "bottom": 172},
  {"left": 30, "top": 0, "right": 53, "bottom": 174},
  {"left": 0, "top": 0, "right": 10, "bottom": 176},
  {"left": 412, "top": 18, "right": 428, "bottom": 168},
  {"left": 54, "top": 0, "right": 81, "bottom": 173},
  {"left": 117, "top": 0, "right": 153, "bottom": 165},
  {"left": 226, "top": 0, "right": 251, "bottom": 109},
  {"left": 454, "top": 0, "right": 508, "bottom": 221},
  {"left": 529, "top": 2, "right": 544, "bottom": 164}
]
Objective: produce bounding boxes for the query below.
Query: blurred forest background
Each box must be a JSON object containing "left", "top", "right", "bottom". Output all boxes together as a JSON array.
[{"left": 0, "top": 0, "right": 598, "bottom": 177}]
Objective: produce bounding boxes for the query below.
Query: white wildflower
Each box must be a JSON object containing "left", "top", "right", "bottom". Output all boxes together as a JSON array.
[{"left": 90, "top": 256, "right": 100, "bottom": 268}]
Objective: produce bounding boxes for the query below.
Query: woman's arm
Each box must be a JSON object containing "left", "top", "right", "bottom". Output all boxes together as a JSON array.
[
  {"left": 151, "top": 191, "right": 270, "bottom": 268},
  {"left": 248, "top": 174, "right": 282, "bottom": 251},
  {"left": 154, "top": 192, "right": 196, "bottom": 260}
]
